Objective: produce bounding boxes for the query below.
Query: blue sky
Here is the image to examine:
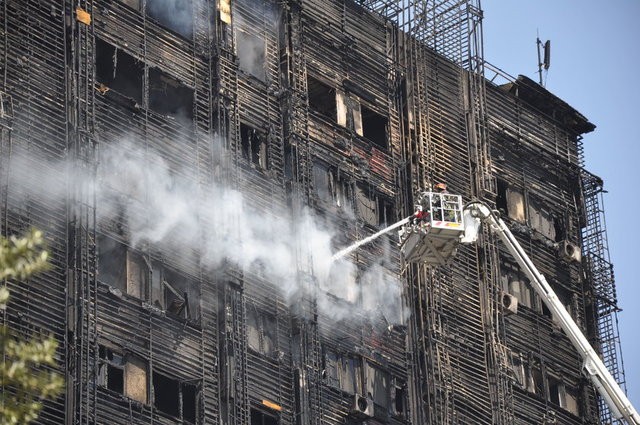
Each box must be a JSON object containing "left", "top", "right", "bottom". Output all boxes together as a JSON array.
[{"left": 481, "top": 1, "right": 640, "bottom": 409}]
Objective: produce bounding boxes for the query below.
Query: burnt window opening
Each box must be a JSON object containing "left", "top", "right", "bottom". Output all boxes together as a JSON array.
[
  {"left": 378, "top": 197, "right": 394, "bottom": 226},
  {"left": 553, "top": 214, "right": 567, "bottom": 243},
  {"left": 355, "top": 186, "right": 394, "bottom": 227},
  {"left": 147, "top": 0, "right": 194, "bottom": 39},
  {"left": 119, "top": 0, "right": 141, "bottom": 10},
  {"left": 219, "top": 0, "right": 231, "bottom": 25},
  {"left": 250, "top": 409, "right": 278, "bottom": 425},
  {"left": 246, "top": 307, "right": 276, "bottom": 356},
  {"left": 182, "top": 383, "right": 198, "bottom": 423},
  {"left": 95, "top": 38, "right": 143, "bottom": 105},
  {"left": 360, "top": 104, "right": 388, "bottom": 150},
  {"left": 98, "top": 234, "right": 149, "bottom": 299},
  {"left": 323, "top": 351, "right": 340, "bottom": 388},
  {"left": 392, "top": 383, "right": 406, "bottom": 416},
  {"left": 549, "top": 377, "right": 580, "bottom": 415},
  {"left": 313, "top": 161, "right": 332, "bottom": 203},
  {"left": 236, "top": 30, "right": 266, "bottom": 81},
  {"left": 507, "top": 187, "right": 526, "bottom": 223},
  {"left": 98, "top": 234, "right": 127, "bottom": 292},
  {"left": 548, "top": 375, "right": 562, "bottom": 405},
  {"left": 500, "top": 265, "right": 533, "bottom": 309},
  {"left": 99, "top": 346, "right": 125, "bottom": 394},
  {"left": 240, "top": 123, "right": 269, "bottom": 170},
  {"left": 323, "top": 350, "right": 362, "bottom": 394},
  {"left": 528, "top": 196, "right": 556, "bottom": 240},
  {"left": 308, "top": 76, "right": 337, "bottom": 121},
  {"left": 151, "top": 263, "right": 201, "bottom": 321},
  {"left": 312, "top": 163, "right": 352, "bottom": 211},
  {"left": 127, "top": 250, "right": 149, "bottom": 299},
  {"left": 495, "top": 180, "right": 525, "bottom": 223},
  {"left": 98, "top": 345, "right": 148, "bottom": 403},
  {"left": 149, "top": 68, "right": 194, "bottom": 120},
  {"left": 153, "top": 372, "right": 198, "bottom": 423},
  {"left": 365, "top": 362, "right": 389, "bottom": 408},
  {"left": 509, "top": 352, "right": 526, "bottom": 388},
  {"left": 495, "top": 178, "right": 508, "bottom": 213},
  {"left": 528, "top": 364, "right": 544, "bottom": 395},
  {"left": 356, "top": 184, "right": 377, "bottom": 227},
  {"left": 284, "top": 144, "right": 294, "bottom": 181}
]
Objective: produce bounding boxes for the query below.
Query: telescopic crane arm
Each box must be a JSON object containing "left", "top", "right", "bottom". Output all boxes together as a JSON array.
[{"left": 465, "top": 201, "right": 640, "bottom": 425}]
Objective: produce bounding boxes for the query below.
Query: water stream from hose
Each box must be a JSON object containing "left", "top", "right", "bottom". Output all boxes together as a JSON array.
[{"left": 331, "top": 217, "right": 411, "bottom": 262}]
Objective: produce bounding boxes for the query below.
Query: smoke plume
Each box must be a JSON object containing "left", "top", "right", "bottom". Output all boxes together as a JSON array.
[{"left": 5, "top": 136, "right": 408, "bottom": 326}]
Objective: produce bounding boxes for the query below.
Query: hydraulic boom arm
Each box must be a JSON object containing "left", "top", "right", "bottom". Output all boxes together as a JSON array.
[{"left": 465, "top": 201, "right": 640, "bottom": 425}]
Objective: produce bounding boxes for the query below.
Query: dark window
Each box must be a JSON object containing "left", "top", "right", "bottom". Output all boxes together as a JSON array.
[
  {"left": 183, "top": 383, "right": 198, "bottom": 423},
  {"left": 98, "top": 346, "right": 148, "bottom": 403},
  {"left": 152, "top": 263, "right": 201, "bottom": 321},
  {"left": 98, "top": 234, "right": 127, "bottom": 291},
  {"left": 250, "top": 409, "right": 278, "bottom": 425},
  {"left": 365, "top": 362, "right": 389, "bottom": 408},
  {"left": 323, "top": 350, "right": 362, "bottom": 394},
  {"left": 308, "top": 76, "right": 336, "bottom": 119},
  {"left": 355, "top": 185, "right": 394, "bottom": 226},
  {"left": 528, "top": 196, "right": 556, "bottom": 240},
  {"left": 246, "top": 307, "right": 276, "bottom": 356},
  {"left": 153, "top": 373, "right": 179, "bottom": 417},
  {"left": 240, "top": 123, "right": 268, "bottom": 170},
  {"left": 361, "top": 104, "right": 388, "bottom": 149},
  {"left": 496, "top": 178, "right": 508, "bottom": 213},
  {"left": 312, "top": 163, "right": 352, "bottom": 211},
  {"left": 313, "top": 162, "right": 332, "bottom": 203},
  {"left": 393, "top": 384, "right": 406, "bottom": 416},
  {"left": 147, "top": 0, "right": 193, "bottom": 39},
  {"left": 529, "top": 364, "right": 544, "bottom": 395},
  {"left": 95, "top": 39, "right": 143, "bottom": 104},
  {"left": 356, "top": 185, "right": 377, "bottom": 226},
  {"left": 97, "top": 234, "right": 149, "bottom": 299},
  {"left": 509, "top": 352, "right": 526, "bottom": 388},
  {"left": 149, "top": 68, "right": 194, "bottom": 119},
  {"left": 237, "top": 30, "right": 266, "bottom": 81},
  {"left": 153, "top": 372, "right": 199, "bottom": 423},
  {"left": 99, "top": 346, "right": 125, "bottom": 393},
  {"left": 553, "top": 214, "right": 566, "bottom": 242}
]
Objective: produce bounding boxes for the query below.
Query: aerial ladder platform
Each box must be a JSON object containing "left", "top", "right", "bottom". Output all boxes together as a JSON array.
[
  {"left": 398, "top": 192, "right": 465, "bottom": 264},
  {"left": 396, "top": 193, "right": 639, "bottom": 424}
]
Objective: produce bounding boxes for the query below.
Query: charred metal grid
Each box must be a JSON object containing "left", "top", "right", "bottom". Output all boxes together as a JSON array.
[
  {"left": 0, "top": 0, "right": 625, "bottom": 425},
  {"left": 581, "top": 170, "right": 627, "bottom": 424},
  {"left": 1, "top": 1, "right": 69, "bottom": 423},
  {"left": 486, "top": 78, "right": 599, "bottom": 424}
]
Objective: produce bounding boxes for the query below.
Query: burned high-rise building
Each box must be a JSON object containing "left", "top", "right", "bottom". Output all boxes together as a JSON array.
[{"left": 0, "top": 0, "right": 630, "bottom": 424}]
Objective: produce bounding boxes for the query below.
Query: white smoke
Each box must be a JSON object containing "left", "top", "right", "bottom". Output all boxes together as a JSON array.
[
  {"left": 147, "top": 0, "right": 198, "bottom": 38},
  {"left": 6, "top": 136, "right": 408, "bottom": 326}
]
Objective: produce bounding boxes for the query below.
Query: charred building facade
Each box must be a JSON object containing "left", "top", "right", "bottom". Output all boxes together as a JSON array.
[{"left": 0, "top": 0, "right": 628, "bottom": 424}]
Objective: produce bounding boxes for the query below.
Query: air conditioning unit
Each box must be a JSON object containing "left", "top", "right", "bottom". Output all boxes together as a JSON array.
[
  {"left": 501, "top": 292, "right": 518, "bottom": 315},
  {"left": 350, "top": 394, "right": 374, "bottom": 419},
  {"left": 559, "top": 240, "right": 581, "bottom": 263}
]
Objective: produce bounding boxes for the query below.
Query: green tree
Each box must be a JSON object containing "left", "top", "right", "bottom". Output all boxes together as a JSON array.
[{"left": 0, "top": 229, "right": 64, "bottom": 424}]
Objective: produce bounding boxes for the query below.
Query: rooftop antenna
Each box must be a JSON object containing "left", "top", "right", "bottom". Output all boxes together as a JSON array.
[{"left": 536, "top": 30, "right": 551, "bottom": 86}]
